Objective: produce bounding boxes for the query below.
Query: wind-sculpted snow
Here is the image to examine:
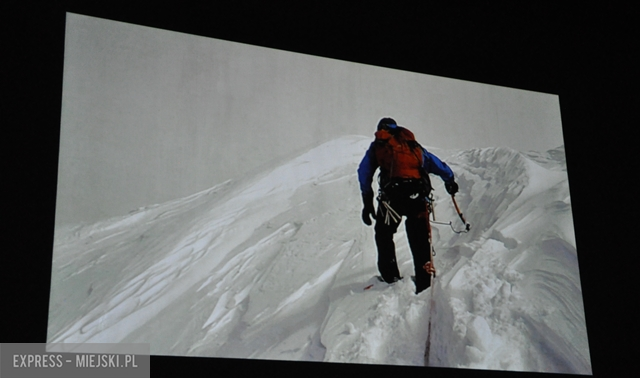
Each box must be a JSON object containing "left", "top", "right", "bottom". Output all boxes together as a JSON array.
[
  {"left": 48, "top": 135, "right": 590, "bottom": 374},
  {"left": 428, "top": 145, "right": 588, "bottom": 373}
]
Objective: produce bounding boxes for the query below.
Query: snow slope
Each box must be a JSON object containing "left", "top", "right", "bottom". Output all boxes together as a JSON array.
[{"left": 47, "top": 135, "right": 591, "bottom": 374}]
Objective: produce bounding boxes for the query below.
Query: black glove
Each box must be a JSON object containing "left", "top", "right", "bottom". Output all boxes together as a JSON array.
[
  {"left": 445, "top": 180, "right": 459, "bottom": 195},
  {"left": 361, "top": 193, "right": 376, "bottom": 226}
]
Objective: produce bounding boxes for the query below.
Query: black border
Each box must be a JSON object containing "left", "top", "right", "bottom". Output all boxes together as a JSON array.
[{"left": 5, "top": 2, "right": 635, "bottom": 377}]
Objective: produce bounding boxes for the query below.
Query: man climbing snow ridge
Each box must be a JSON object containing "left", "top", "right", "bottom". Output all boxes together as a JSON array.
[{"left": 358, "top": 117, "right": 459, "bottom": 294}]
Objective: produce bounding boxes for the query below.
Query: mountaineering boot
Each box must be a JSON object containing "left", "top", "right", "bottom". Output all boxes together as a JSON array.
[
  {"left": 381, "top": 275, "right": 402, "bottom": 284},
  {"left": 414, "top": 276, "right": 430, "bottom": 294}
]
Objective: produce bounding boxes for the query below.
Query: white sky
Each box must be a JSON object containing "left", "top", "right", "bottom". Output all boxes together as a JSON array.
[{"left": 56, "top": 13, "right": 564, "bottom": 226}]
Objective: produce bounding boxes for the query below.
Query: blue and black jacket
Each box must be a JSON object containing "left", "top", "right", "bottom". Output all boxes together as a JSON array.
[{"left": 357, "top": 138, "right": 455, "bottom": 198}]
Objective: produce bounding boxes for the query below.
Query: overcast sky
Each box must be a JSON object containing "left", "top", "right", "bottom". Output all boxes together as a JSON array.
[{"left": 56, "top": 13, "right": 564, "bottom": 227}]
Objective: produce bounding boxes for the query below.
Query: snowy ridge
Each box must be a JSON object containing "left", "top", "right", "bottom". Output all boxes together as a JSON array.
[
  {"left": 47, "top": 135, "right": 590, "bottom": 374},
  {"left": 427, "top": 146, "right": 588, "bottom": 373}
]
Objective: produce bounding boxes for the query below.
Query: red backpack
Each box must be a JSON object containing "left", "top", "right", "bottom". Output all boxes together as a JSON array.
[{"left": 374, "top": 127, "right": 424, "bottom": 180}]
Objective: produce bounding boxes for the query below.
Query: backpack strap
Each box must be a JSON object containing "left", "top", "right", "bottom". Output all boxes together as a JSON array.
[{"left": 407, "top": 140, "right": 433, "bottom": 196}]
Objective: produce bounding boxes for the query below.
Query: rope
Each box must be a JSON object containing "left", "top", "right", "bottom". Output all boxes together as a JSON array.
[
  {"left": 424, "top": 196, "right": 436, "bottom": 365},
  {"left": 427, "top": 193, "right": 470, "bottom": 234},
  {"left": 430, "top": 219, "right": 471, "bottom": 234}
]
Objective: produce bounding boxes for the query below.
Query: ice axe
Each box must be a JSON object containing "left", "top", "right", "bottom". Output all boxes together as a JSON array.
[{"left": 451, "top": 194, "right": 471, "bottom": 232}]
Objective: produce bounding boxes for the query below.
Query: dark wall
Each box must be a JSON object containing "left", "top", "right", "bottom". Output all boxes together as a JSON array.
[{"left": 5, "top": 2, "right": 634, "bottom": 377}]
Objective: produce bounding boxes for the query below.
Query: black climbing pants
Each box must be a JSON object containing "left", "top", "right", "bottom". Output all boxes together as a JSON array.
[{"left": 374, "top": 193, "right": 432, "bottom": 292}]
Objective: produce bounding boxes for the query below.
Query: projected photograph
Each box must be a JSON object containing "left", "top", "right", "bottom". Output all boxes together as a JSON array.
[{"left": 48, "top": 13, "right": 591, "bottom": 375}]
